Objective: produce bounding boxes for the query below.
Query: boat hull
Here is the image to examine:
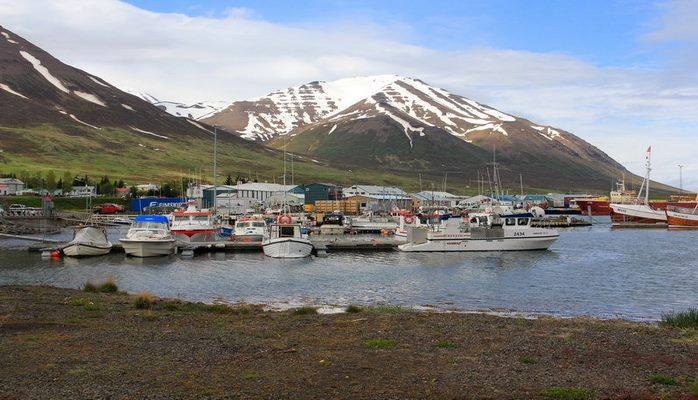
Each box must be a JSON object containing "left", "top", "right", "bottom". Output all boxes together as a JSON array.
[
  {"left": 574, "top": 200, "right": 611, "bottom": 216},
  {"left": 62, "top": 243, "right": 112, "bottom": 257},
  {"left": 120, "top": 239, "right": 177, "bottom": 257},
  {"left": 609, "top": 204, "right": 667, "bottom": 227},
  {"left": 398, "top": 234, "right": 559, "bottom": 252},
  {"left": 666, "top": 209, "right": 698, "bottom": 228},
  {"left": 262, "top": 238, "right": 313, "bottom": 258}
]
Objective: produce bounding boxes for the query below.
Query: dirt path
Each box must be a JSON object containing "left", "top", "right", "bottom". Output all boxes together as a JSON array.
[{"left": 1, "top": 285, "right": 697, "bottom": 399}]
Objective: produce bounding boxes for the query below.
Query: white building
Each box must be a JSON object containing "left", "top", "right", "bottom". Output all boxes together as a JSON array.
[
  {"left": 0, "top": 178, "right": 25, "bottom": 195},
  {"left": 234, "top": 182, "right": 301, "bottom": 202},
  {"left": 342, "top": 185, "right": 408, "bottom": 198},
  {"left": 413, "top": 191, "right": 468, "bottom": 208},
  {"left": 136, "top": 183, "right": 160, "bottom": 193},
  {"left": 68, "top": 186, "right": 96, "bottom": 197}
]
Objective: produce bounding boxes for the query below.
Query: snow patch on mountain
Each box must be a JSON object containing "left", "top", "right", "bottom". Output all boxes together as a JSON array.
[
  {"left": 532, "top": 125, "right": 562, "bottom": 141},
  {"left": 69, "top": 114, "right": 101, "bottom": 130},
  {"left": 328, "top": 124, "right": 337, "bottom": 135},
  {"left": 372, "top": 99, "right": 421, "bottom": 148},
  {"left": 121, "top": 103, "right": 135, "bottom": 111},
  {"left": 129, "top": 126, "right": 170, "bottom": 139},
  {"left": 0, "top": 83, "right": 28, "bottom": 99},
  {"left": 464, "top": 123, "right": 508, "bottom": 137},
  {"left": 19, "top": 51, "right": 70, "bottom": 94},
  {"left": 1, "top": 31, "right": 18, "bottom": 44},
  {"left": 89, "top": 76, "right": 111, "bottom": 88},
  {"left": 74, "top": 91, "right": 106, "bottom": 107}
]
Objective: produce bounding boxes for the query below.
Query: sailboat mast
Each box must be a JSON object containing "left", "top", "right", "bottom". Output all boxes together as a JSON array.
[{"left": 645, "top": 146, "right": 651, "bottom": 205}]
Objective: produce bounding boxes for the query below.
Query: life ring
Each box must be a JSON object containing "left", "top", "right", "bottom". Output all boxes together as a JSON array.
[
  {"left": 404, "top": 216, "right": 414, "bottom": 224},
  {"left": 278, "top": 214, "right": 293, "bottom": 224}
]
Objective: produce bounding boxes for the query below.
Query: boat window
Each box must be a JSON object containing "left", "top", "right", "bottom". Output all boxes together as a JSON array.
[
  {"left": 253, "top": 222, "right": 266, "bottom": 227},
  {"left": 505, "top": 218, "right": 515, "bottom": 226},
  {"left": 193, "top": 216, "right": 209, "bottom": 222},
  {"left": 470, "top": 217, "right": 478, "bottom": 224},
  {"left": 517, "top": 218, "right": 530, "bottom": 226},
  {"left": 280, "top": 226, "right": 295, "bottom": 237}
]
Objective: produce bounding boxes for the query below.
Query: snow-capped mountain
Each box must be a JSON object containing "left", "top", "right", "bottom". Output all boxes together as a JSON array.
[
  {"left": 127, "top": 91, "right": 228, "bottom": 120},
  {"left": 202, "top": 74, "right": 635, "bottom": 190},
  {"left": 0, "top": 25, "right": 222, "bottom": 139}
]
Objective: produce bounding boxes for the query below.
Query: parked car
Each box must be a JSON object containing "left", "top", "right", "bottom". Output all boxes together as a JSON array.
[
  {"left": 9, "top": 204, "right": 27, "bottom": 210},
  {"left": 93, "top": 203, "right": 124, "bottom": 214}
]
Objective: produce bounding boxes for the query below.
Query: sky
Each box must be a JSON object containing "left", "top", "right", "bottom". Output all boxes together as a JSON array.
[{"left": 0, "top": 0, "right": 696, "bottom": 189}]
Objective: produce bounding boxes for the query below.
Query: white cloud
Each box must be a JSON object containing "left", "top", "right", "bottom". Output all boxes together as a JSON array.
[{"left": 0, "top": 0, "right": 696, "bottom": 189}]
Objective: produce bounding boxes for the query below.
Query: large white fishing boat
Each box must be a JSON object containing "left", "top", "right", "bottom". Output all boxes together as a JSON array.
[
  {"left": 609, "top": 147, "right": 667, "bottom": 227},
  {"left": 62, "top": 226, "right": 112, "bottom": 257},
  {"left": 120, "top": 215, "right": 177, "bottom": 257},
  {"left": 262, "top": 214, "right": 314, "bottom": 258},
  {"left": 170, "top": 205, "right": 218, "bottom": 241},
  {"left": 398, "top": 212, "right": 559, "bottom": 252}
]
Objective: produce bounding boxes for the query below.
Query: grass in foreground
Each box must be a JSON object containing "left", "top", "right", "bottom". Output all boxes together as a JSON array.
[
  {"left": 660, "top": 308, "right": 698, "bottom": 329},
  {"left": 540, "top": 387, "right": 592, "bottom": 400},
  {"left": 365, "top": 339, "right": 396, "bottom": 348}
]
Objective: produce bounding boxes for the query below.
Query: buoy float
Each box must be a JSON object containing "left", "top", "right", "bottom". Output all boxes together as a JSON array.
[
  {"left": 50, "top": 250, "right": 60, "bottom": 258},
  {"left": 277, "top": 213, "right": 293, "bottom": 224}
]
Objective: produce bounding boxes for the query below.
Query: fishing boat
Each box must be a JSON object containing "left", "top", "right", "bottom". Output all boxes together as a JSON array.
[
  {"left": 262, "top": 214, "right": 314, "bottom": 258},
  {"left": 170, "top": 205, "right": 218, "bottom": 241},
  {"left": 120, "top": 215, "right": 177, "bottom": 257},
  {"left": 666, "top": 198, "right": 698, "bottom": 228},
  {"left": 62, "top": 226, "right": 112, "bottom": 257},
  {"left": 398, "top": 212, "right": 559, "bottom": 252},
  {"left": 232, "top": 218, "right": 267, "bottom": 242},
  {"left": 347, "top": 212, "right": 398, "bottom": 232},
  {"left": 609, "top": 147, "right": 667, "bottom": 227}
]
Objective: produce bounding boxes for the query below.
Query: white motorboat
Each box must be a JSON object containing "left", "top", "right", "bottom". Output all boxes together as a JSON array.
[
  {"left": 262, "top": 214, "right": 313, "bottom": 258},
  {"left": 62, "top": 226, "right": 112, "bottom": 257},
  {"left": 347, "top": 212, "right": 398, "bottom": 232},
  {"left": 398, "top": 212, "right": 559, "bottom": 252},
  {"left": 232, "top": 218, "right": 267, "bottom": 242},
  {"left": 120, "top": 215, "right": 177, "bottom": 257}
]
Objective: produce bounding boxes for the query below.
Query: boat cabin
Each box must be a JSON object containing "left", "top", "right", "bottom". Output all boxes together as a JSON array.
[
  {"left": 235, "top": 220, "right": 266, "bottom": 230},
  {"left": 268, "top": 224, "right": 302, "bottom": 239},
  {"left": 130, "top": 215, "right": 170, "bottom": 234}
]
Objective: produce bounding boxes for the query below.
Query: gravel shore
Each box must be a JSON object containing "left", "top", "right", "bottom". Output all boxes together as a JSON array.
[{"left": 1, "top": 285, "right": 697, "bottom": 399}]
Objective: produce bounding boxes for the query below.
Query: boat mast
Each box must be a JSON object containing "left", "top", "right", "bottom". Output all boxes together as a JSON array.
[
  {"left": 645, "top": 146, "right": 651, "bottom": 205},
  {"left": 213, "top": 125, "right": 218, "bottom": 213}
]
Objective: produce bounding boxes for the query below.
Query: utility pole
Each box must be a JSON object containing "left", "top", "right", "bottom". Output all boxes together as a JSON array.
[
  {"left": 678, "top": 164, "right": 684, "bottom": 195},
  {"left": 213, "top": 125, "right": 218, "bottom": 212}
]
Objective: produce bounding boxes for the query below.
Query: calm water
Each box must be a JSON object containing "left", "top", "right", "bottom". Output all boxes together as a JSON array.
[{"left": 1, "top": 220, "right": 697, "bottom": 321}]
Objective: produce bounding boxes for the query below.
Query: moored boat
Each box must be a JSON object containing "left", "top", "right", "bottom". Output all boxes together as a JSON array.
[
  {"left": 262, "top": 214, "right": 313, "bottom": 258},
  {"left": 609, "top": 147, "right": 667, "bottom": 227},
  {"left": 666, "top": 203, "right": 698, "bottom": 228},
  {"left": 232, "top": 218, "right": 267, "bottom": 242},
  {"left": 62, "top": 226, "right": 112, "bottom": 257},
  {"left": 170, "top": 205, "right": 218, "bottom": 242},
  {"left": 120, "top": 215, "right": 177, "bottom": 257},
  {"left": 398, "top": 212, "right": 559, "bottom": 252}
]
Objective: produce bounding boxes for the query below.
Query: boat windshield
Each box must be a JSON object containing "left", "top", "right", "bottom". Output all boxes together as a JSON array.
[{"left": 132, "top": 221, "right": 167, "bottom": 230}]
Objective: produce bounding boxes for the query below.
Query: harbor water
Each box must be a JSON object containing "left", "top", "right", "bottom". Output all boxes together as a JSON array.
[{"left": 1, "top": 220, "right": 697, "bottom": 321}]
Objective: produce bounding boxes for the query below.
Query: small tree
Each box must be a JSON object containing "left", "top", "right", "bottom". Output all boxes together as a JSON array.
[
  {"left": 62, "top": 171, "right": 73, "bottom": 193},
  {"left": 45, "top": 170, "right": 56, "bottom": 191}
]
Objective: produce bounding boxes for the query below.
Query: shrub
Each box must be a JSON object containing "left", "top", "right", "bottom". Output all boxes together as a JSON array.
[
  {"left": 436, "top": 341, "right": 458, "bottom": 349},
  {"left": 293, "top": 307, "right": 318, "bottom": 315},
  {"left": 519, "top": 356, "right": 537, "bottom": 364},
  {"left": 368, "top": 305, "right": 406, "bottom": 314},
  {"left": 134, "top": 292, "right": 155, "bottom": 310},
  {"left": 365, "top": 339, "right": 396, "bottom": 348},
  {"left": 648, "top": 374, "right": 677, "bottom": 385},
  {"left": 660, "top": 308, "right": 698, "bottom": 329},
  {"left": 83, "top": 276, "right": 118, "bottom": 293},
  {"left": 345, "top": 304, "right": 362, "bottom": 313}
]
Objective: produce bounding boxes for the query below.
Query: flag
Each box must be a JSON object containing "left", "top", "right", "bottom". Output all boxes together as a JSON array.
[{"left": 647, "top": 146, "right": 652, "bottom": 153}]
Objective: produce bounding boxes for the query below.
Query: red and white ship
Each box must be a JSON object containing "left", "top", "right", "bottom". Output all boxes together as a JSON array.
[
  {"left": 609, "top": 147, "right": 667, "bottom": 227},
  {"left": 170, "top": 205, "right": 218, "bottom": 241},
  {"left": 573, "top": 177, "right": 636, "bottom": 216}
]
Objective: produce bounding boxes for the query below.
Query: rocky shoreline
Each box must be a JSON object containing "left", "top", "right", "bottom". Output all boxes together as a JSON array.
[{"left": 1, "top": 285, "right": 697, "bottom": 399}]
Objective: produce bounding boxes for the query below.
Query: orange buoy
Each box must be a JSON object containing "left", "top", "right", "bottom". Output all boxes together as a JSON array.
[{"left": 50, "top": 250, "right": 60, "bottom": 258}]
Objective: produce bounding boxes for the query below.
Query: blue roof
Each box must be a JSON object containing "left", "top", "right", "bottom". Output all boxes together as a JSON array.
[{"left": 135, "top": 215, "right": 169, "bottom": 223}]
